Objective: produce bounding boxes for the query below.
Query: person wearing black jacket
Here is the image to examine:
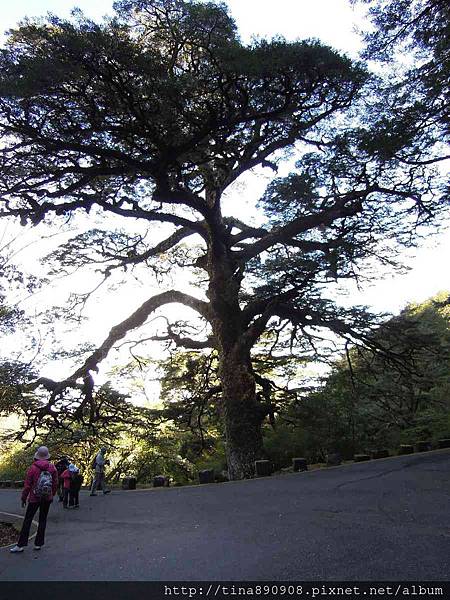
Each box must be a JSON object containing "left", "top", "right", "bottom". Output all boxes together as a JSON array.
[
  {"left": 68, "top": 464, "right": 83, "bottom": 508},
  {"left": 55, "top": 456, "right": 69, "bottom": 502}
]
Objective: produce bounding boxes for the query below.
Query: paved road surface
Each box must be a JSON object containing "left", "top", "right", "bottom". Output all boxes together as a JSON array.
[{"left": 0, "top": 450, "right": 449, "bottom": 580}]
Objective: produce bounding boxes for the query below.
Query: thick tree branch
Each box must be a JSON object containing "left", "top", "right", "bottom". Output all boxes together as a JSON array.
[
  {"left": 149, "top": 332, "right": 215, "bottom": 349},
  {"left": 234, "top": 190, "right": 372, "bottom": 263},
  {"left": 241, "top": 289, "right": 300, "bottom": 328},
  {"left": 104, "top": 226, "right": 205, "bottom": 271},
  {"left": 75, "top": 290, "right": 211, "bottom": 375},
  {"left": 32, "top": 290, "right": 211, "bottom": 397}
]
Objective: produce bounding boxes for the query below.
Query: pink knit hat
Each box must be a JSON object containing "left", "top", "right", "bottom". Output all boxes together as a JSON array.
[{"left": 34, "top": 446, "right": 50, "bottom": 460}]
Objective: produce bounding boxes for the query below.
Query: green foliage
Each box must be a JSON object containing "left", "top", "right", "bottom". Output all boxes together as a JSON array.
[
  {"left": 0, "top": 415, "right": 189, "bottom": 484},
  {"left": 0, "top": 0, "right": 366, "bottom": 227},
  {"left": 159, "top": 351, "right": 221, "bottom": 440},
  {"left": 0, "top": 256, "right": 41, "bottom": 434},
  {"left": 0, "top": 443, "right": 36, "bottom": 480},
  {"left": 279, "top": 292, "right": 450, "bottom": 457},
  {"left": 194, "top": 440, "right": 227, "bottom": 475},
  {"left": 263, "top": 423, "right": 309, "bottom": 469},
  {"left": 354, "top": 0, "right": 449, "bottom": 164},
  {"left": 0, "top": 361, "right": 36, "bottom": 415}
]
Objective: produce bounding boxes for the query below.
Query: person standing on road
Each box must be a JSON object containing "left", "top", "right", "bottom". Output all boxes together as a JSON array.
[
  {"left": 90, "top": 447, "right": 111, "bottom": 496},
  {"left": 55, "top": 456, "right": 69, "bottom": 502},
  {"left": 59, "top": 465, "right": 72, "bottom": 509},
  {"left": 10, "top": 446, "right": 58, "bottom": 553},
  {"left": 69, "top": 464, "right": 83, "bottom": 508}
]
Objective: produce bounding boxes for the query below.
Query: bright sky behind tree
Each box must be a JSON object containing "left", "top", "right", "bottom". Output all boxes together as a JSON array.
[{"left": 1, "top": 0, "right": 448, "bottom": 317}]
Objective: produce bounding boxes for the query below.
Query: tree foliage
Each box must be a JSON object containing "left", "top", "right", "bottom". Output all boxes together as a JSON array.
[
  {"left": 277, "top": 292, "right": 450, "bottom": 461},
  {"left": 0, "top": 240, "right": 40, "bottom": 431},
  {"left": 353, "top": 0, "right": 449, "bottom": 165},
  {"left": 0, "top": 0, "right": 448, "bottom": 478}
]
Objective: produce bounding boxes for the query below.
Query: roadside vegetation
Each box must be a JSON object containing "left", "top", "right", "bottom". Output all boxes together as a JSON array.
[{"left": 1, "top": 292, "right": 448, "bottom": 485}]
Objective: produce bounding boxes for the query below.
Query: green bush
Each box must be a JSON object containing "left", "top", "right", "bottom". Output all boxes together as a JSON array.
[
  {"left": 263, "top": 423, "right": 308, "bottom": 470},
  {"left": 194, "top": 440, "right": 227, "bottom": 475},
  {"left": 0, "top": 444, "right": 35, "bottom": 480}
]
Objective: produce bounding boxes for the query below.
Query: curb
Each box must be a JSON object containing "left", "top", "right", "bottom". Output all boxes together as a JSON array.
[
  {"left": 280, "top": 446, "right": 450, "bottom": 478},
  {"left": 92, "top": 447, "right": 450, "bottom": 493},
  {"left": 0, "top": 511, "right": 38, "bottom": 549},
  {"left": 139, "top": 446, "right": 450, "bottom": 489}
]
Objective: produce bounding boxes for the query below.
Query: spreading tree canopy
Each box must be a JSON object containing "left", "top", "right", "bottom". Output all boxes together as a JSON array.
[
  {"left": 0, "top": 0, "right": 448, "bottom": 479},
  {"left": 354, "top": 0, "right": 449, "bottom": 165}
]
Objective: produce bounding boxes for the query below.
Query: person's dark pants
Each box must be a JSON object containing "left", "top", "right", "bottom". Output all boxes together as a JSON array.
[
  {"left": 57, "top": 479, "right": 64, "bottom": 501},
  {"left": 63, "top": 488, "right": 70, "bottom": 508},
  {"left": 69, "top": 490, "right": 79, "bottom": 507},
  {"left": 18, "top": 501, "right": 51, "bottom": 547}
]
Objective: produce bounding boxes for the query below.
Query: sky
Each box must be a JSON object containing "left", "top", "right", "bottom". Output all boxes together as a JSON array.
[
  {"left": 0, "top": 0, "right": 449, "bottom": 388},
  {"left": 1, "top": 0, "right": 447, "bottom": 313},
  {"left": 1, "top": 0, "right": 365, "bottom": 52}
]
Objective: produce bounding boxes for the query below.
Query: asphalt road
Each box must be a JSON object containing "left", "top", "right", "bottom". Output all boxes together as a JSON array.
[{"left": 0, "top": 449, "right": 449, "bottom": 581}]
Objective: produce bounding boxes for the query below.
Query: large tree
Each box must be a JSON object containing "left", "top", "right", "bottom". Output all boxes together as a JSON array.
[{"left": 0, "top": 0, "right": 447, "bottom": 479}]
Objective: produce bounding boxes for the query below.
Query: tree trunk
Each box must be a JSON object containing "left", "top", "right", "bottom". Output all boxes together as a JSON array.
[
  {"left": 206, "top": 215, "right": 265, "bottom": 480},
  {"left": 220, "top": 350, "right": 265, "bottom": 480}
]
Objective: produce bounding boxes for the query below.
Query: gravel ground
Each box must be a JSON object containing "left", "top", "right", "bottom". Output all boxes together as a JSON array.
[{"left": 0, "top": 522, "right": 17, "bottom": 547}]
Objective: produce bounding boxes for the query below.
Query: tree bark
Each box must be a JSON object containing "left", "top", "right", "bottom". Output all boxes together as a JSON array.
[
  {"left": 206, "top": 211, "right": 266, "bottom": 480},
  {"left": 219, "top": 349, "right": 265, "bottom": 480}
]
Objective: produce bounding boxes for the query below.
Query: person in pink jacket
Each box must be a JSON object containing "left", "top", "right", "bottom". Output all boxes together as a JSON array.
[
  {"left": 10, "top": 446, "right": 58, "bottom": 553},
  {"left": 59, "top": 466, "right": 72, "bottom": 508}
]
